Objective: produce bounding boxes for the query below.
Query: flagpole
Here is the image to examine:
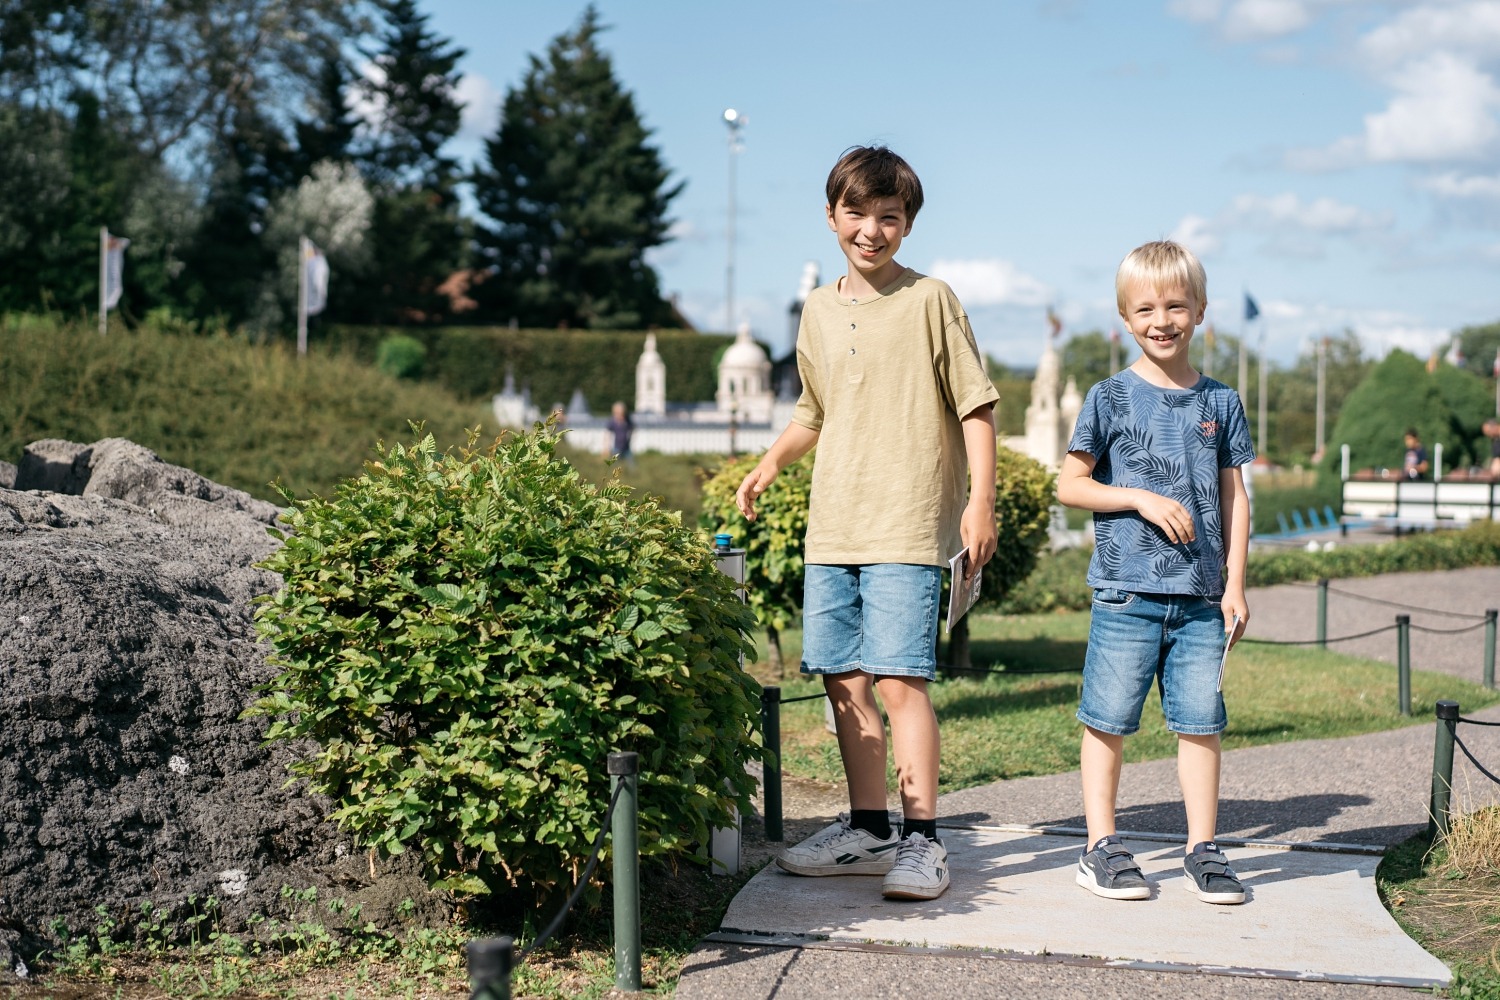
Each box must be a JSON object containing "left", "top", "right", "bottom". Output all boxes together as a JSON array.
[
  {"left": 1257, "top": 327, "right": 1268, "bottom": 459},
  {"left": 297, "top": 235, "right": 308, "bottom": 357},
  {"left": 99, "top": 226, "right": 108, "bottom": 336},
  {"left": 1315, "top": 336, "right": 1327, "bottom": 463}
]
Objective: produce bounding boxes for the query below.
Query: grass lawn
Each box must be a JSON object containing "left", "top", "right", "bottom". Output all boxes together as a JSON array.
[
  {"left": 1379, "top": 809, "right": 1500, "bottom": 998},
  {"left": 756, "top": 610, "right": 1500, "bottom": 791}
]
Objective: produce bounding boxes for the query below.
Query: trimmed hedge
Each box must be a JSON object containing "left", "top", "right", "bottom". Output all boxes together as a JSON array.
[{"left": 326, "top": 324, "right": 745, "bottom": 413}]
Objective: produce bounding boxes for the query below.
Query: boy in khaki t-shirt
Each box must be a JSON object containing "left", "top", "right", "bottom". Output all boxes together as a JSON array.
[{"left": 735, "top": 145, "right": 999, "bottom": 901}]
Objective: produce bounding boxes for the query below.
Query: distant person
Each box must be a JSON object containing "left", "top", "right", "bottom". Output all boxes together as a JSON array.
[
  {"left": 1057, "top": 240, "right": 1254, "bottom": 906},
  {"left": 735, "top": 145, "right": 999, "bottom": 902},
  {"left": 1403, "top": 428, "right": 1429, "bottom": 481},
  {"left": 604, "top": 401, "right": 634, "bottom": 464},
  {"left": 1484, "top": 419, "right": 1500, "bottom": 478}
]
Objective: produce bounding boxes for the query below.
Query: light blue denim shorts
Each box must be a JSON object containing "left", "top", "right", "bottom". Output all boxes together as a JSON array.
[
  {"left": 1077, "top": 589, "right": 1228, "bottom": 736},
  {"left": 801, "top": 564, "right": 942, "bottom": 681}
]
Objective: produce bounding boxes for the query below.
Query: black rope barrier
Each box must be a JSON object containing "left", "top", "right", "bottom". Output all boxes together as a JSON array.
[
  {"left": 1240, "top": 624, "right": 1400, "bottom": 646},
  {"left": 516, "top": 779, "right": 625, "bottom": 963},
  {"left": 780, "top": 691, "right": 828, "bottom": 704},
  {"left": 1320, "top": 583, "right": 1487, "bottom": 621},
  {"left": 1409, "top": 620, "right": 1491, "bottom": 636},
  {"left": 1452, "top": 731, "right": 1500, "bottom": 787},
  {"left": 1458, "top": 715, "right": 1500, "bottom": 727}
]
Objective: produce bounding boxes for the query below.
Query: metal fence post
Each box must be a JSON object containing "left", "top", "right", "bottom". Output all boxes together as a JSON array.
[
  {"left": 1397, "top": 614, "right": 1411, "bottom": 717},
  {"left": 467, "top": 937, "right": 513, "bottom": 1000},
  {"left": 1316, "top": 578, "right": 1328, "bottom": 649},
  {"left": 1428, "top": 701, "right": 1459, "bottom": 840},
  {"left": 608, "top": 752, "right": 641, "bottom": 992},
  {"left": 1484, "top": 609, "right": 1496, "bottom": 691},
  {"left": 760, "top": 686, "right": 783, "bottom": 842}
]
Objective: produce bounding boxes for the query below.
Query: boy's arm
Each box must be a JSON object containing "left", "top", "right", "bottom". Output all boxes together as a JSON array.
[
  {"left": 734, "top": 421, "right": 820, "bottom": 521},
  {"left": 1219, "top": 464, "right": 1251, "bottom": 647},
  {"left": 960, "top": 403, "right": 998, "bottom": 573},
  {"left": 1055, "top": 450, "right": 1197, "bottom": 544}
]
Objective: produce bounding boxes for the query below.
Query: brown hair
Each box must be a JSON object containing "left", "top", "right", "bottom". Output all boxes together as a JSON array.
[{"left": 825, "top": 146, "right": 924, "bottom": 222}]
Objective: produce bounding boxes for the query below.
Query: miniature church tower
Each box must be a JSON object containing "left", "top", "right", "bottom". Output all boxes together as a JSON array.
[
  {"left": 1023, "top": 334, "right": 1083, "bottom": 469},
  {"left": 635, "top": 333, "right": 666, "bottom": 416},
  {"left": 717, "top": 322, "right": 775, "bottom": 423}
]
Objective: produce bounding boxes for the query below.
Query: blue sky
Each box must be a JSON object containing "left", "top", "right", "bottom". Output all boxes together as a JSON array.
[{"left": 423, "top": 0, "right": 1500, "bottom": 369}]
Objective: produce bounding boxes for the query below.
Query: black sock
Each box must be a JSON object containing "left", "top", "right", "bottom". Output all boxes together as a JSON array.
[
  {"left": 850, "top": 809, "right": 892, "bottom": 839},
  {"left": 902, "top": 817, "right": 938, "bottom": 841}
]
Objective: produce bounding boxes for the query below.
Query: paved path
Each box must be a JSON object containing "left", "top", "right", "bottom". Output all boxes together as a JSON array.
[{"left": 678, "top": 567, "right": 1500, "bottom": 999}]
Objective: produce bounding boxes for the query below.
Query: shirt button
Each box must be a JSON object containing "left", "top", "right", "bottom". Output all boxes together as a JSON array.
[{"left": 850, "top": 323, "right": 856, "bottom": 329}]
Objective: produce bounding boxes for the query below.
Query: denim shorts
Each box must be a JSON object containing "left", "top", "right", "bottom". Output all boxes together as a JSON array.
[
  {"left": 801, "top": 564, "right": 942, "bottom": 681},
  {"left": 1077, "top": 589, "right": 1228, "bottom": 736}
]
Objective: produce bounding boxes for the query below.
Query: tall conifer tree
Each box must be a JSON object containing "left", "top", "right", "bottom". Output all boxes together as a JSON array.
[{"left": 473, "top": 6, "right": 683, "bottom": 330}]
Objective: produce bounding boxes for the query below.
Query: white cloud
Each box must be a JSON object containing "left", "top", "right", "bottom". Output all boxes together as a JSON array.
[
  {"left": 456, "top": 73, "right": 503, "bottom": 142},
  {"left": 927, "top": 258, "right": 1052, "bottom": 307},
  {"left": 1168, "top": 0, "right": 1225, "bottom": 23},
  {"left": 1359, "top": 2, "right": 1500, "bottom": 70},
  {"left": 1169, "top": 192, "right": 1387, "bottom": 259},
  {"left": 1288, "top": 53, "right": 1500, "bottom": 167},
  {"left": 1223, "top": 0, "right": 1312, "bottom": 41},
  {"left": 1170, "top": 213, "right": 1223, "bottom": 256},
  {"left": 1421, "top": 171, "right": 1500, "bottom": 198}
]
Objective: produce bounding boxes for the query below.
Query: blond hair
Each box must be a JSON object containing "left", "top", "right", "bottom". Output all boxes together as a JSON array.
[{"left": 1116, "top": 240, "right": 1207, "bottom": 314}]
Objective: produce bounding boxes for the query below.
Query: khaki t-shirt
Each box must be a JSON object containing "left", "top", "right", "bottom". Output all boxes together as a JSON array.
[{"left": 792, "top": 268, "right": 999, "bottom": 566}]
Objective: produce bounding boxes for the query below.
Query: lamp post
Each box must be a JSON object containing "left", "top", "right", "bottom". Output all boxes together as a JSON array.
[{"left": 723, "top": 108, "right": 745, "bottom": 334}]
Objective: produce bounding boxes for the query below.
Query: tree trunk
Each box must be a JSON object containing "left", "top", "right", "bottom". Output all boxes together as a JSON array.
[
  {"left": 948, "top": 617, "right": 971, "bottom": 676},
  {"left": 766, "top": 625, "right": 785, "bottom": 678}
]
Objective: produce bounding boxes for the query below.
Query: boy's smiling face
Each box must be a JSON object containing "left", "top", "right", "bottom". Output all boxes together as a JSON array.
[
  {"left": 1120, "top": 278, "right": 1204, "bottom": 372},
  {"left": 827, "top": 195, "right": 911, "bottom": 293}
]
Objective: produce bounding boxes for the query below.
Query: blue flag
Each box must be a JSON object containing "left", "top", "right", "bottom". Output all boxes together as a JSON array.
[{"left": 1244, "top": 293, "right": 1260, "bottom": 323}]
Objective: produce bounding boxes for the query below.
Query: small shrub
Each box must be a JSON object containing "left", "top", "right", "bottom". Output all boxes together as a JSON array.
[
  {"left": 251, "top": 427, "right": 763, "bottom": 899},
  {"left": 698, "top": 452, "right": 813, "bottom": 674},
  {"left": 376, "top": 334, "right": 426, "bottom": 379},
  {"left": 1000, "top": 545, "right": 1094, "bottom": 614},
  {"left": 1247, "top": 520, "right": 1500, "bottom": 586}
]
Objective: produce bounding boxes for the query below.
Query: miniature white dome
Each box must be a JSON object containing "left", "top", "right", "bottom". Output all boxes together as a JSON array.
[{"left": 722, "top": 324, "right": 770, "bottom": 370}]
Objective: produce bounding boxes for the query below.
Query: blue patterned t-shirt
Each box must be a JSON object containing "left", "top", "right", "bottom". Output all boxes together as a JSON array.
[{"left": 1068, "top": 369, "right": 1255, "bottom": 597}]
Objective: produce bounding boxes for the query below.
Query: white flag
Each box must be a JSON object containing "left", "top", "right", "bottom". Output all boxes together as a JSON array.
[
  {"left": 104, "top": 233, "right": 130, "bottom": 309},
  {"left": 303, "top": 240, "right": 329, "bottom": 317}
]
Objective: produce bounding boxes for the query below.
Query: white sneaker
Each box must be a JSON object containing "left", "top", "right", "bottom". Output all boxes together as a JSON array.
[
  {"left": 881, "top": 833, "right": 950, "bottom": 900},
  {"left": 776, "top": 813, "right": 899, "bottom": 876}
]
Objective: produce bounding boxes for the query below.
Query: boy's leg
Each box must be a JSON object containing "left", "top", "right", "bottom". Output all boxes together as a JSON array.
[
  {"left": 1074, "top": 589, "right": 1162, "bottom": 900},
  {"left": 1177, "top": 732, "right": 1221, "bottom": 848},
  {"left": 1080, "top": 724, "right": 1124, "bottom": 844},
  {"left": 874, "top": 675, "right": 939, "bottom": 822},
  {"left": 1162, "top": 597, "right": 1244, "bottom": 904},
  {"left": 825, "top": 670, "right": 889, "bottom": 813}
]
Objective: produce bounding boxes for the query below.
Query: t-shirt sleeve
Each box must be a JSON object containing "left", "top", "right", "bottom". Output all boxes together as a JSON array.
[
  {"left": 791, "top": 311, "right": 824, "bottom": 432},
  {"left": 1219, "top": 391, "right": 1255, "bottom": 468},
  {"left": 1068, "top": 382, "right": 1108, "bottom": 458},
  {"left": 940, "top": 313, "right": 1001, "bottom": 418}
]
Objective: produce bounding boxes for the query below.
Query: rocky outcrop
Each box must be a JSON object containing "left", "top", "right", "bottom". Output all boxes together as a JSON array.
[{"left": 0, "top": 439, "right": 444, "bottom": 981}]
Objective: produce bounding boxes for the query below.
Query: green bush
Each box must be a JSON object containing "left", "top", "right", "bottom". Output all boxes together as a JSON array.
[
  {"left": 376, "top": 334, "right": 426, "bottom": 379},
  {"left": 698, "top": 452, "right": 813, "bottom": 673},
  {"left": 251, "top": 428, "right": 764, "bottom": 898},
  {"left": 1000, "top": 545, "right": 1094, "bottom": 614},
  {"left": 983, "top": 446, "right": 1057, "bottom": 605},
  {"left": 1246, "top": 520, "right": 1500, "bottom": 586}
]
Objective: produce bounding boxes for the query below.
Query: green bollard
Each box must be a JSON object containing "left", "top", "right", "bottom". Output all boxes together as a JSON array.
[
  {"left": 1428, "top": 701, "right": 1459, "bottom": 840},
  {"left": 761, "top": 686, "right": 783, "bottom": 842},
  {"left": 1484, "top": 610, "right": 1496, "bottom": 691},
  {"left": 1397, "top": 614, "right": 1411, "bottom": 717},
  {"left": 608, "top": 752, "right": 641, "bottom": 992},
  {"left": 1316, "top": 578, "right": 1328, "bottom": 649},
  {"left": 467, "top": 936, "right": 513, "bottom": 1000}
]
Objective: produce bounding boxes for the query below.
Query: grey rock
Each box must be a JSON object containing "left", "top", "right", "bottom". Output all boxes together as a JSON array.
[{"left": 0, "top": 439, "right": 447, "bottom": 981}]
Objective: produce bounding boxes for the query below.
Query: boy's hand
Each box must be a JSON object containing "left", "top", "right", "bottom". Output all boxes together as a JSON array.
[
  {"left": 960, "top": 499, "right": 997, "bottom": 576},
  {"left": 734, "top": 460, "right": 780, "bottom": 521},
  {"left": 1222, "top": 589, "right": 1249, "bottom": 649},
  {"left": 1133, "top": 490, "right": 1196, "bottom": 544}
]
